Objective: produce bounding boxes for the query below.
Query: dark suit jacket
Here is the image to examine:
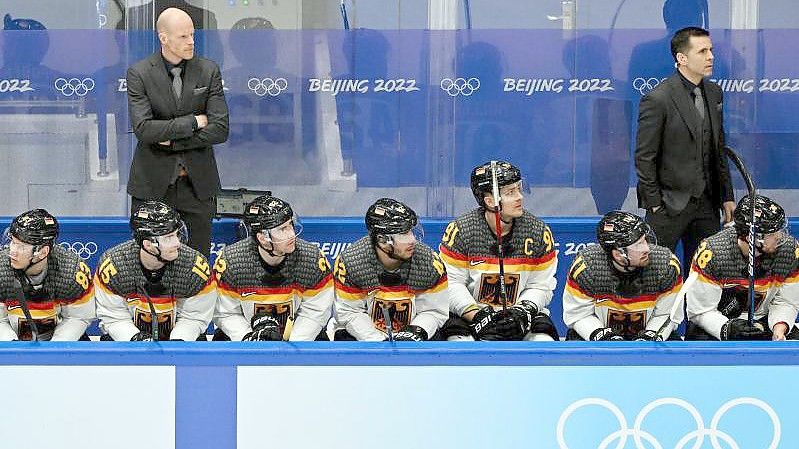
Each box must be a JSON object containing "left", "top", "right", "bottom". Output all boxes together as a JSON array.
[
  {"left": 127, "top": 52, "right": 229, "bottom": 200},
  {"left": 635, "top": 72, "right": 734, "bottom": 214}
]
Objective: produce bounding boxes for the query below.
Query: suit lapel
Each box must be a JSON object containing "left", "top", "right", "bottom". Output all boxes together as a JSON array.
[
  {"left": 705, "top": 84, "right": 722, "bottom": 146},
  {"left": 667, "top": 74, "right": 700, "bottom": 140},
  {"left": 148, "top": 53, "right": 179, "bottom": 112}
]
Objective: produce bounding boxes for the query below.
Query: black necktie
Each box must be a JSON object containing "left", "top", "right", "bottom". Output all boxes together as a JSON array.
[
  {"left": 170, "top": 66, "right": 182, "bottom": 101},
  {"left": 693, "top": 86, "right": 705, "bottom": 120}
]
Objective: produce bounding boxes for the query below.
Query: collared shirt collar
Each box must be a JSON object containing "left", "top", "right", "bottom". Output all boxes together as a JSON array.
[
  {"left": 161, "top": 54, "right": 186, "bottom": 74},
  {"left": 677, "top": 70, "right": 703, "bottom": 92}
]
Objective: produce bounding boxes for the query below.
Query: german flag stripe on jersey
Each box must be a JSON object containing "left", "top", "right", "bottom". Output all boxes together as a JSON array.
[
  {"left": 692, "top": 264, "right": 781, "bottom": 289},
  {"left": 218, "top": 274, "right": 332, "bottom": 302},
  {"left": 334, "top": 281, "right": 368, "bottom": 300},
  {"left": 68, "top": 286, "right": 94, "bottom": 306},
  {"left": 5, "top": 302, "right": 58, "bottom": 319},
  {"left": 786, "top": 268, "right": 799, "bottom": 284},
  {"left": 565, "top": 277, "right": 682, "bottom": 311},
  {"left": 334, "top": 274, "right": 447, "bottom": 301},
  {"left": 439, "top": 245, "right": 556, "bottom": 272}
]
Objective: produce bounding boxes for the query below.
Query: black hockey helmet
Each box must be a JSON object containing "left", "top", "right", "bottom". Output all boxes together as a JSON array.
[
  {"left": 9, "top": 209, "right": 59, "bottom": 246},
  {"left": 470, "top": 160, "right": 522, "bottom": 208},
  {"left": 366, "top": 198, "right": 418, "bottom": 237},
  {"left": 734, "top": 194, "right": 787, "bottom": 238},
  {"left": 130, "top": 201, "right": 184, "bottom": 246},
  {"left": 597, "top": 211, "right": 653, "bottom": 251},
  {"left": 241, "top": 195, "right": 302, "bottom": 244},
  {"left": 243, "top": 195, "right": 294, "bottom": 234}
]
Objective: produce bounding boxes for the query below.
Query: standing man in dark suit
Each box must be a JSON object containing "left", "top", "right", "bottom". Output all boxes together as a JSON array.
[
  {"left": 126, "top": 7, "right": 229, "bottom": 257},
  {"left": 635, "top": 26, "right": 735, "bottom": 269}
]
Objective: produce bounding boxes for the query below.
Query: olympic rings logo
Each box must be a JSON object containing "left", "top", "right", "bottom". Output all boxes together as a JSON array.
[
  {"left": 54, "top": 77, "right": 95, "bottom": 97},
  {"left": 247, "top": 77, "right": 288, "bottom": 97},
  {"left": 440, "top": 77, "right": 480, "bottom": 97},
  {"left": 60, "top": 241, "right": 99, "bottom": 260},
  {"left": 557, "top": 397, "right": 780, "bottom": 449},
  {"left": 632, "top": 77, "right": 664, "bottom": 96}
]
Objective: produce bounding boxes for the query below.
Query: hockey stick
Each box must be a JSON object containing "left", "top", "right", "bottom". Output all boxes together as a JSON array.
[
  {"left": 490, "top": 161, "right": 509, "bottom": 312},
  {"left": 380, "top": 304, "right": 394, "bottom": 342},
  {"left": 340, "top": 0, "right": 350, "bottom": 30},
  {"left": 137, "top": 283, "right": 159, "bottom": 341},
  {"left": 12, "top": 271, "right": 38, "bottom": 342},
  {"left": 655, "top": 273, "right": 697, "bottom": 341},
  {"left": 724, "top": 146, "right": 757, "bottom": 326}
]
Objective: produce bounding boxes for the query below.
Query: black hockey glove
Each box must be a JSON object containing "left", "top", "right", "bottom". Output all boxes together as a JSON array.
[
  {"left": 590, "top": 327, "right": 624, "bottom": 341},
  {"left": 720, "top": 319, "right": 770, "bottom": 341},
  {"left": 130, "top": 331, "right": 153, "bottom": 341},
  {"left": 470, "top": 306, "right": 504, "bottom": 341},
  {"left": 634, "top": 329, "right": 662, "bottom": 341},
  {"left": 490, "top": 300, "right": 539, "bottom": 340},
  {"left": 242, "top": 314, "right": 282, "bottom": 341},
  {"left": 393, "top": 325, "right": 428, "bottom": 341}
]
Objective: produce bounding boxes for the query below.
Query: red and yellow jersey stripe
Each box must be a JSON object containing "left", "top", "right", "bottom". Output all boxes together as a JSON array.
[{"left": 439, "top": 245, "right": 556, "bottom": 272}]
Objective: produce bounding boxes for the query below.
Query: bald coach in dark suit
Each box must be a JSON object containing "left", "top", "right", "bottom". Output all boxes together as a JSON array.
[{"left": 127, "top": 7, "right": 228, "bottom": 257}]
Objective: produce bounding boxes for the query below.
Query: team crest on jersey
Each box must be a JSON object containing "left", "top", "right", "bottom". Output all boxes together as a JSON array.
[
  {"left": 134, "top": 308, "right": 174, "bottom": 340},
  {"left": 606, "top": 310, "right": 646, "bottom": 339},
  {"left": 18, "top": 317, "right": 57, "bottom": 341},
  {"left": 254, "top": 300, "right": 295, "bottom": 334},
  {"left": 477, "top": 273, "right": 520, "bottom": 308},
  {"left": 370, "top": 297, "right": 413, "bottom": 333}
]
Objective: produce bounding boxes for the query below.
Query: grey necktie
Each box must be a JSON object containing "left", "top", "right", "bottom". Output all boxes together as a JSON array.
[
  {"left": 693, "top": 86, "right": 705, "bottom": 120},
  {"left": 170, "top": 66, "right": 182, "bottom": 101}
]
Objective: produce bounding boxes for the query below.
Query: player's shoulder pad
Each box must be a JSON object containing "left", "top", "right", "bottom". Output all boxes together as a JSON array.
[
  {"left": 212, "top": 238, "right": 258, "bottom": 286},
  {"left": 692, "top": 228, "right": 737, "bottom": 278},
  {"left": 568, "top": 244, "right": 604, "bottom": 285},
  {"left": 511, "top": 211, "right": 554, "bottom": 255},
  {"left": 95, "top": 239, "right": 139, "bottom": 291},
  {"left": 333, "top": 236, "right": 373, "bottom": 288},
  {"left": 768, "top": 236, "right": 799, "bottom": 278},
  {"left": 440, "top": 209, "right": 484, "bottom": 254},
  {"left": 647, "top": 245, "right": 681, "bottom": 285},
  {"left": 407, "top": 243, "right": 447, "bottom": 291},
  {"left": 290, "top": 238, "right": 333, "bottom": 288},
  {"left": 48, "top": 245, "right": 91, "bottom": 293},
  {"left": 172, "top": 244, "right": 213, "bottom": 290}
]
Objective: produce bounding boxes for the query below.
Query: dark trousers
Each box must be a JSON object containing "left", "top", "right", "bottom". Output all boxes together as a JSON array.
[
  {"left": 645, "top": 193, "right": 720, "bottom": 271},
  {"left": 131, "top": 176, "right": 215, "bottom": 257}
]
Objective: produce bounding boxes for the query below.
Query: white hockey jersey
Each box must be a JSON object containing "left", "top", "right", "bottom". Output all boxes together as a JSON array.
[
  {"left": 439, "top": 208, "right": 557, "bottom": 317},
  {"left": 214, "top": 238, "right": 334, "bottom": 341}
]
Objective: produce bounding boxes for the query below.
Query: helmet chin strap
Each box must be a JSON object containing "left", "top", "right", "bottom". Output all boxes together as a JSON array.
[
  {"left": 377, "top": 239, "right": 410, "bottom": 262},
  {"left": 143, "top": 239, "right": 172, "bottom": 265},
  {"left": 19, "top": 245, "right": 46, "bottom": 274},
  {"left": 611, "top": 248, "right": 637, "bottom": 273},
  {"left": 256, "top": 233, "right": 290, "bottom": 259}
]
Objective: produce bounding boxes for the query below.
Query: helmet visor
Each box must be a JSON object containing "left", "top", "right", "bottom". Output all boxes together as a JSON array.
[
  {"left": 757, "top": 223, "right": 791, "bottom": 249},
  {"left": 389, "top": 223, "right": 424, "bottom": 245},
  {"left": 265, "top": 217, "right": 303, "bottom": 244},
  {"left": 624, "top": 227, "right": 656, "bottom": 253}
]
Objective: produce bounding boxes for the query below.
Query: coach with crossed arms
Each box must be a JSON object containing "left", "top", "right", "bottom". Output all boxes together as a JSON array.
[
  {"left": 635, "top": 26, "right": 735, "bottom": 268},
  {"left": 126, "top": 7, "right": 229, "bottom": 257}
]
